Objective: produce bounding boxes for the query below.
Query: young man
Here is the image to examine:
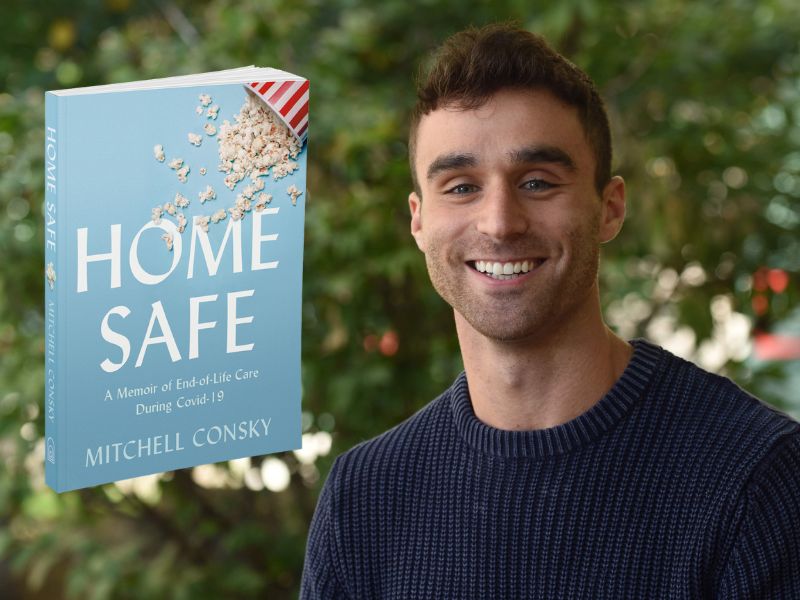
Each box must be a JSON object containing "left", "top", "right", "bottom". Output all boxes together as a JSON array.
[{"left": 301, "top": 24, "right": 800, "bottom": 599}]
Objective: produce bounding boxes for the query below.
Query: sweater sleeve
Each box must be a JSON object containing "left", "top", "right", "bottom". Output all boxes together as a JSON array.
[
  {"left": 717, "top": 431, "right": 800, "bottom": 598},
  {"left": 300, "top": 457, "right": 349, "bottom": 600}
]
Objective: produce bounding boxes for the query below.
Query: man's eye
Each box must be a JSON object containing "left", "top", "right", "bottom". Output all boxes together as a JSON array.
[
  {"left": 522, "top": 178, "right": 555, "bottom": 192},
  {"left": 446, "top": 183, "right": 477, "bottom": 194}
]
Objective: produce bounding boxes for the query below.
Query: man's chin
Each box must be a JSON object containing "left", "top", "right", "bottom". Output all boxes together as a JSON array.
[{"left": 457, "top": 311, "right": 549, "bottom": 343}]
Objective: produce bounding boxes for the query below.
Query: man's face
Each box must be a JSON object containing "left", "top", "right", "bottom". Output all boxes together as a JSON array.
[{"left": 408, "top": 88, "right": 625, "bottom": 343}]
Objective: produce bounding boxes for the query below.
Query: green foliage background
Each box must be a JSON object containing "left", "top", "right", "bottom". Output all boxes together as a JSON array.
[{"left": 1, "top": 0, "right": 799, "bottom": 597}]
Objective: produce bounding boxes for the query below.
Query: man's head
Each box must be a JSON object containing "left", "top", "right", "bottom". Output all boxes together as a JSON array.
[
  {"left": 406, "top": 24, "right": 626, "bottom": 344},
  {"left": 408, "top": 22, "right": 612, "bottom": 197}
]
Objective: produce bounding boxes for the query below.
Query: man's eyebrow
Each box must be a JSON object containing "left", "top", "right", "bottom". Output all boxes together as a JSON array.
[
  {"left": 425, "top": 146, "right": 577, "bottom": 182},
  {"left": 426, "top": 153, "right": 478, "bottom": 182},
  {"left": 509, "top": 145, "right": 577, "bottom": 171}
]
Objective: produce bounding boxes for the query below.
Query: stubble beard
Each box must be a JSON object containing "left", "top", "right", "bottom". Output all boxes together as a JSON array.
[{"left": 423, "top": 220, "right": 602, "bottom": 343}]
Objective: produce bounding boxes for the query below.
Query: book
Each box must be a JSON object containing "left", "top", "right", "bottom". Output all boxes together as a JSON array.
[{"left": 43, "top": 67, "right": 308, "bottom": 493}]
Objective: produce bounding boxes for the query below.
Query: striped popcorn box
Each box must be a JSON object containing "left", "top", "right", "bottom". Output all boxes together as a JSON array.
[{"left": 248, "top": 78, "right": 309, "bottom": 145}]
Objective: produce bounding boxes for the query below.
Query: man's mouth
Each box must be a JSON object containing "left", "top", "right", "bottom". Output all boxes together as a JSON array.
[{"left": 466, "top": 258, "right": 546, "bottom": 281}]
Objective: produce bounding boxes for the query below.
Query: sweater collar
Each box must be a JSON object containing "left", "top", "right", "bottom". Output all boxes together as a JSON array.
[{"left": 449, "top": 338, "right": 664, "bottom": 459}]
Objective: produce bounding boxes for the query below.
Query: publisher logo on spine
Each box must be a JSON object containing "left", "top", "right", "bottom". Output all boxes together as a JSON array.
[{"left": 46, "top": 437, "right": 56, "bottom": 463}]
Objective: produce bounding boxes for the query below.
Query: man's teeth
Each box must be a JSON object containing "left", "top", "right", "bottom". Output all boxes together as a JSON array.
[{"left": 474, "top": 260, "right": 538, "bottom": 276}]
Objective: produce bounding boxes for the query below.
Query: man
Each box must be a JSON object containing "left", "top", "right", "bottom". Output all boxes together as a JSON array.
[{"left": 301, "top": 23, "right": 800, "bottom": 599}]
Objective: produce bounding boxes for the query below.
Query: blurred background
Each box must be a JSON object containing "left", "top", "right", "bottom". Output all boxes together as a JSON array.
[{"left": 1, "top": 0, "right": 799, "bottom": 597}]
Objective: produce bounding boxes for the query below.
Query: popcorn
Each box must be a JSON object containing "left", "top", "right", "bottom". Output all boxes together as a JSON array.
[
  {"left": 216, "top": 93, "right": 301, "bottom": 190},
  {"left": 254, "top": 192, "right": 271, "bottom": 212},
  {"left": 45, "top": 262, "right": 56, "bottom": 289},
  {"left": 235, "top": 194, "right": 251, "bottom": 213},
  {"left": 272, "top": 161, "right": 299, "bottom": 180},
  {"left": 174, "top": 192, "right": 190, "bottom": 208},
  {"left": 223, "top": 172, "right": 241, "bottom": 190},
  {"left": 198, "top": 185, "right": 216, "bottom": 204},
  {"left": 287, "top": 184, "right": 303, "bottom": 205},
  {"left": 151, "top": 206, "right": 163, "bottom": 224},
  {"left": 150, "top": 90, "right": 304, "bottom": 245},
  {"left": 194, "top": 215, "right": 210, "bottom": 233},
  {"left": 252, "top": 137, "right": 266, "bottom": 154}
]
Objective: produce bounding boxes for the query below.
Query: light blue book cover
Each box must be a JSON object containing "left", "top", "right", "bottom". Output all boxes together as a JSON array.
[{"left": 43, "top": 67, "right": 308, "bottom": 492}]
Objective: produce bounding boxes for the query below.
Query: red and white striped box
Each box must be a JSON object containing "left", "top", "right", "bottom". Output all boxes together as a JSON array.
[{"left": 248, "top": 78, "right": 309, "bottom": 145}]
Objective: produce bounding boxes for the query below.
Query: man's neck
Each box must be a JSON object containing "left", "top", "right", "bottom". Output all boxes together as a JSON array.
[{"left": 454, "top": 308, "right": 633, "bottom": 432}]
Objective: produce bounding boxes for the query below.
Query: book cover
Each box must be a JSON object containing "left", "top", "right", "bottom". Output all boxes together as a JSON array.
[{"left": 43, "top": 67, "right": 308, "bottom": 493}]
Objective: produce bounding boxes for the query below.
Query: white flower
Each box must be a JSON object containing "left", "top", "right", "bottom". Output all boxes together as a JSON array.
[
  {"left": 210, "top": 208, "right": 227, "bottom": 223},
  {"left": 161, "top": 232, "right": 174, "bottom": 251},
  {"left": 188, "top": 132, "right": 202, "bottom": 147},
  {"left": 204, "top": 123, "right": 217, "bottom": 136},
  {"left": 207, "top": 105, "right": 219, "bottom": 119},
  {"left": 228, "top": 207, "right": 243, "bottom": 221},
  {"left": 163, "top": 202, "right": 177, "bottom": 215},
  {"left": 151, "top": 206, "right": 163, "bottom": 224},
  {"left": 168, "top": 157, "right": 183, "bottom": 170},
  {"left": 195, "top": 106, "right": 203, "bottom": 115},
  {"left": 177, "top": 165, "right": 190, "bottom": 183},
  {"left": 199, "top": 167, "right": 207, "bottom": 175},
  {"left": 199, "top": 93, "right": 212, "bottom": 107},
  {"left": 176, "top": 212, "right": 187, "bottom": 233},
  {"left": 153, "top": 144, "right": 165, "bottom": 162}
]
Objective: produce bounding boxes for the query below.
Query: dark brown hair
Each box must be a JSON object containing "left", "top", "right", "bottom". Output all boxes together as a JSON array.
[{"left": 409, "top": 22, "right": 612, "bottom": 195}]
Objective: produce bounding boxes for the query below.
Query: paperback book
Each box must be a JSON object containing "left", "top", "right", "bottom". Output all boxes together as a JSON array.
[{"left": 43, "top": 67, "right": 308, "bottom": 492}]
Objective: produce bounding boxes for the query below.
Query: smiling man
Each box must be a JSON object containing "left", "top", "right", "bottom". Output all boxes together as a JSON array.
[{"left": 301, "top": 23, "right": 800, "bottom": 599}]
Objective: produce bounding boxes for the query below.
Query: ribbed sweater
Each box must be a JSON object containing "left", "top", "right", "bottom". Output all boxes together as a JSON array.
[{"left": 301, "top": 338, "right": 800, "bottom": 599}]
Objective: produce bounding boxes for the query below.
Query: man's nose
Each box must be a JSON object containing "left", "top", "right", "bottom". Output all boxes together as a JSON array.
[{"left": 474, "top": 181, "right": 529, "bottom": 240}]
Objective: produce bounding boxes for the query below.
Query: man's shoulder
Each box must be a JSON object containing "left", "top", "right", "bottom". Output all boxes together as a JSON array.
[
  {"left": 649, "top": 342, "right": 799, "bottom": 466},
  {"left": 657, "top": 344, "right": 797, "bottom": 425}
]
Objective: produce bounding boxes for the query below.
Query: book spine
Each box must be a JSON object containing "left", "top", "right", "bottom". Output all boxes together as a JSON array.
[{"left": 43, "top": 93, "right": 64, "bottom": 492}]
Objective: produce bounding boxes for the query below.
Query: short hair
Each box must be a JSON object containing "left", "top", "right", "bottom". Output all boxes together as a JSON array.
[{"left": 408, "top": 22, "right": 612, "bottom": 196}]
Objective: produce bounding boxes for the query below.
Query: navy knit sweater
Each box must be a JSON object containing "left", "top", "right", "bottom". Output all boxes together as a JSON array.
[{"left": 301, "top": 339, "right": 800, "bottom": 599}]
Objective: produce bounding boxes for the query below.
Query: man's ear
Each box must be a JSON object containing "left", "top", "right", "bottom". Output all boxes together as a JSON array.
[
  {"left": 599, "top": 176, "right": 626, "bottom": 244},
  {"left": 409, "top": 191, "right": 425, "bottom": 252}
]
